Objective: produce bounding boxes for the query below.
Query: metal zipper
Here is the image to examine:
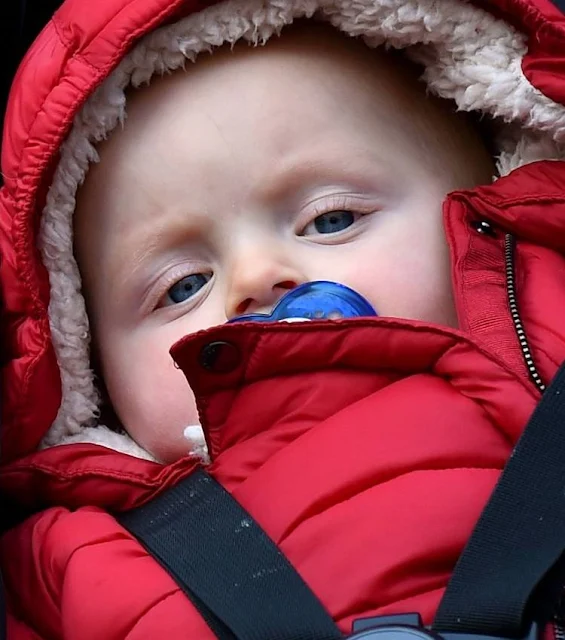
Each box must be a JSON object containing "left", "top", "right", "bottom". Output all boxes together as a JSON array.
[
  {"left": 504, "top": 232, "right": 565, "bottom": 635},
  {"left": 504, "top": 233, "right": 546, "bottom": 394}
]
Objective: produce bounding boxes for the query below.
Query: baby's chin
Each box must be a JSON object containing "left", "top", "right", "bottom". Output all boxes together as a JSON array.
[
  {"left": 136, "top": 423, "right": 209, "bottom": 465},
  {"left": 183, "top": 424, "right": 210, "bottom": 463}
]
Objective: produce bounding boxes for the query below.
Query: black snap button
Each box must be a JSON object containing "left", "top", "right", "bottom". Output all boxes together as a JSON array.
[
  {"left": 199, "top": 341, "right": 241, "bottom": 373},
  {"left": 471, "top": 220, "right": 496, "bottom": 237}
]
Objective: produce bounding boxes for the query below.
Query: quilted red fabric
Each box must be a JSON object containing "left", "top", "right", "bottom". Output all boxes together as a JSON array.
[{"left": 2, "top": 0, "right": 565, "bottom": 638}]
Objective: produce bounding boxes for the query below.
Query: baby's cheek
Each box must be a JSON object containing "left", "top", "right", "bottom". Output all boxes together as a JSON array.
[
  {"left": 103, "top": 338, "right": 200, "bottom": 464},
  {"left": 142, "top": 412, "right": 201, "bottom": 464}
]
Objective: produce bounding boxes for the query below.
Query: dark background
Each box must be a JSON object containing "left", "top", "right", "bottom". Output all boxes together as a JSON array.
[
  {"left": 1, "top": 5, "right": 64, "bottom": 631},
  {"left": 1, "top": 1, "right": 63, "bottom": 163}
]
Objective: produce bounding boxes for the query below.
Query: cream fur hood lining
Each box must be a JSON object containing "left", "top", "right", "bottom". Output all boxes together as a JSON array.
[{"left": 39, "top": 0, "right": 565, "bottom": 461}]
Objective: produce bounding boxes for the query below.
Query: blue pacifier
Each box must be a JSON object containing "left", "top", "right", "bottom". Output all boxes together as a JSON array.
[{"left": 229, "top": 281, "right": 377, "bottom": 323}]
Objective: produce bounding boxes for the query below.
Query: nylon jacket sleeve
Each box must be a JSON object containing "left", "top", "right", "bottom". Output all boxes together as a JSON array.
[
  {"left": 6, "top": 613, "right": 48, "bottom": 640},
  {"left": 0, "top": 509, "right": 67, "bottom": 639}
]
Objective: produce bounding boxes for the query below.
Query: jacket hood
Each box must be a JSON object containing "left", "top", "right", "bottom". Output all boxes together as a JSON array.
[{"left": 2, "top": 0, "right": 565, "bottom": 463}]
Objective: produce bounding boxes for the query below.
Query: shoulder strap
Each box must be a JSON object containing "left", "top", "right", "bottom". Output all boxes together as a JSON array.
[
  {"left": 118, "top": 469, "right": 342, "bottom": 640},
  {"left": 550, "top": 0, "right": 565, "bottom": 15},
  {"left": 434, "top": 361, "right": 565, "bottom": 637}
]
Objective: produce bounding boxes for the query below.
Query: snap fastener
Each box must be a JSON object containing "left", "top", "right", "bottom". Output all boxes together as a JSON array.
[
  {"left": 199, "top": 341, "right": 241, "bottom": 373},
  {"left": 471, "top": 220, "right": 496, "bottom": 237}
]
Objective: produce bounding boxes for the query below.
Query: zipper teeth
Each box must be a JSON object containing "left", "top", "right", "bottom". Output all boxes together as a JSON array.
[
  {"left": 506, "top": 232, "right": 562, "bottom": 633},
  {"left": 504, "top": 233, "right": 546, "bottom": 394}
]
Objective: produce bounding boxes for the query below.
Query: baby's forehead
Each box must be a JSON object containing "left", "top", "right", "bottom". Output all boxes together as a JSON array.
[
  {"left": 109, "top": 23, "right": 432, "bottom": 172},
  {"left": 81, "top": 21, "right": 464, "bottom": 215},
  {"left": 124, "top": 22, "right": 423, "bottom": 115}
]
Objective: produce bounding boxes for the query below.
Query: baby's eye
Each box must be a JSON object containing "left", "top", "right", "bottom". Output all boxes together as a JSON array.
[
  {"left": 303, "top": 210, "right": 359, "bottom": 235},
  {"left": 164, "top": 273, "right": 211, "bottom": 306}
]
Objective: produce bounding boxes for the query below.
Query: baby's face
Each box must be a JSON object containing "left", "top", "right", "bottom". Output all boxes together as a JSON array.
[{"left": 75, "top": 24, "right": 494, "bottom": 462}]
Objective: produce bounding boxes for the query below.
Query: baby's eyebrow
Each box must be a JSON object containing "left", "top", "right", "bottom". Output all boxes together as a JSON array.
[
  {"left": 257, "top": 146, "right": 384, "bottom": 206},
  {"left": 109, "top": 215, "right": 205, "bottom": 289}
]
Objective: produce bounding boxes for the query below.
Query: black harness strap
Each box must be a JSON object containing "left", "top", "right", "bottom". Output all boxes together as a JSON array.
[
  {"left": 434, "top": 362, "right": 565, "bottom": 636},
  {"left": 550, "top": 0, "right": 565, "bottom": 15},
  {"left": 118, "top": 470, "right": 342, "bottom": 640}
]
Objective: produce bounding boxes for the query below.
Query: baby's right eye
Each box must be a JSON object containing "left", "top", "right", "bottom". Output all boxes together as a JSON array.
[{"left": 163, "top": 273, "right": 211, "bottom": 306}]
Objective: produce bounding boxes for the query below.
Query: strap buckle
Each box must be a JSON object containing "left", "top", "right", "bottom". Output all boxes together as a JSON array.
[{"left": 349, "top": 614, "right": 538, "bottom": 640}]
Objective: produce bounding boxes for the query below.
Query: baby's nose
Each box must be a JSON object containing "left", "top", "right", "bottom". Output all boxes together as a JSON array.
[
  {"left": 224, "top": 254, "right": 305, "bottom": 320},
  {"left": 226, "top": 278, "right": 299, "bottom": 320}
]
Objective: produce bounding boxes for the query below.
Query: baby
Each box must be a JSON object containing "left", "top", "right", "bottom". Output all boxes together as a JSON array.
[
  {"left": 2, "top": 0, "right": 565, "bottom": 637},
  {"left": 74, "top": 24, "right": 493, "bottom": 463}
]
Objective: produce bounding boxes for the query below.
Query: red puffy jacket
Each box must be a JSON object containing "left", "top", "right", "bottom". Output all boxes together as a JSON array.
[{"left": 3, "top": 0, "right": 565, "bottom": 638}]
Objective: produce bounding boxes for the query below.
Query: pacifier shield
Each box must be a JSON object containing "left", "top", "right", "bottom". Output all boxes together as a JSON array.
[{"left": 230, "top": 281, "right": 377, "bottom": 323}]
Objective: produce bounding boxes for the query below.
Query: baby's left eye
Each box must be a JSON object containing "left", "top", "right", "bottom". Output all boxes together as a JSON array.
[{"left": 302, "top": 210, "right": 359, "bottom": 236}]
